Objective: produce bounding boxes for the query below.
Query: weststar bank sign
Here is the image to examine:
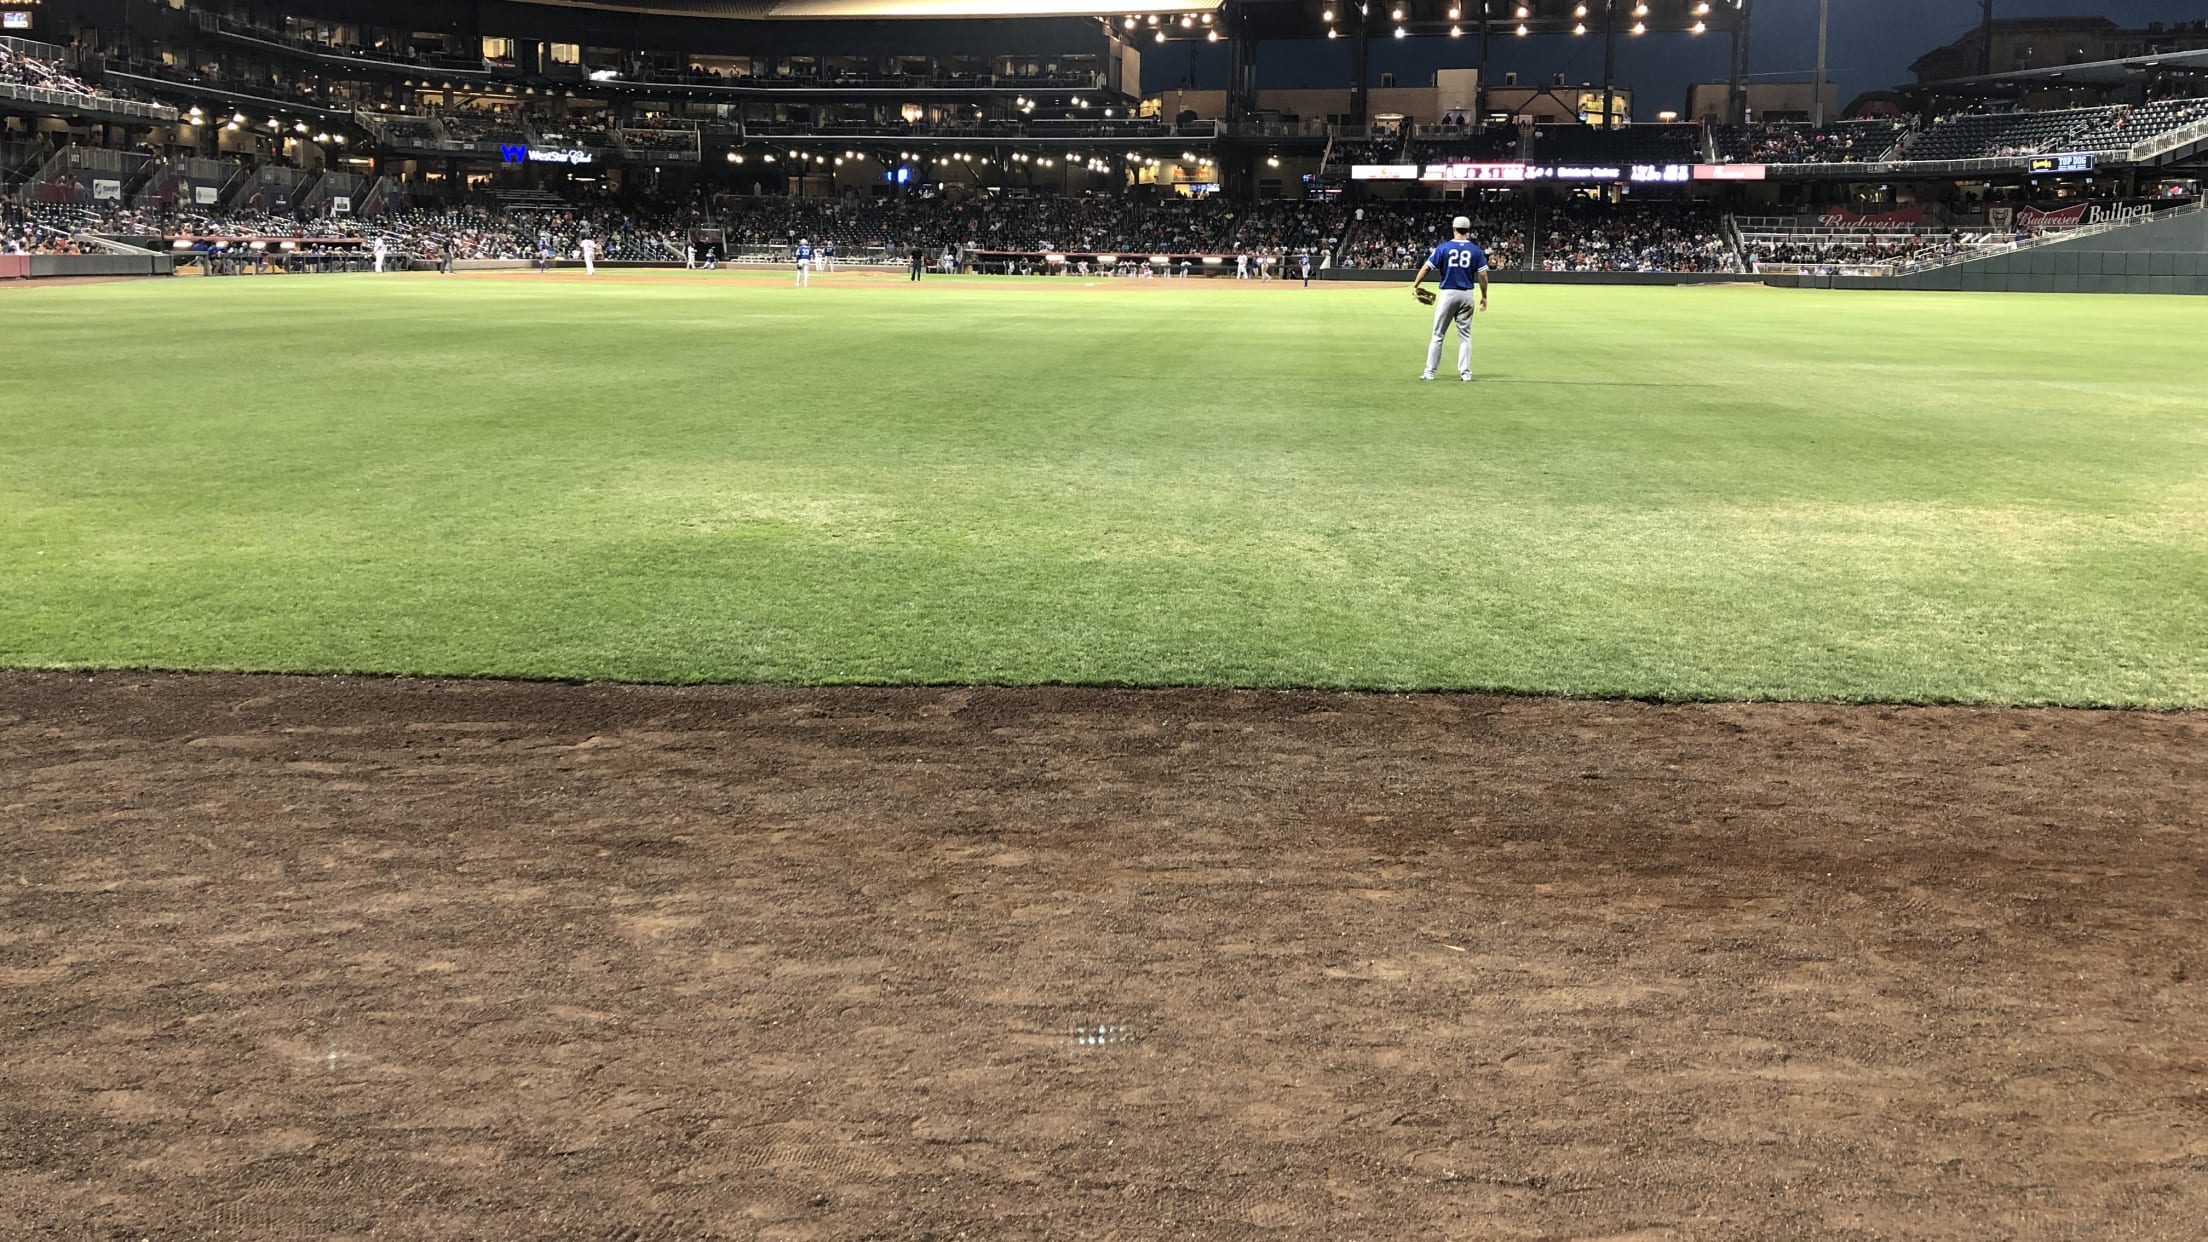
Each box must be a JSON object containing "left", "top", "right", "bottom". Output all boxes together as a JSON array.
[{"left": 501, "top": 145, "right": 594, "bottom": 165}]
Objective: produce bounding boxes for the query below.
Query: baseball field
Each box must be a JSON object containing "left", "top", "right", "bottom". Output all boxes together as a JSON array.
[
  {"left": 4, "top": 270, "right": 2205, "bottom": 1238},
  {"left": 4, "top": 271, "right": 2204, "bottom": 703}
]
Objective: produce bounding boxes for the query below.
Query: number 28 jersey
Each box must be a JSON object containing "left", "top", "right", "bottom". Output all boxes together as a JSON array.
[{"left": 1427, "top": 240, "right": 1489, "bottom": 291}]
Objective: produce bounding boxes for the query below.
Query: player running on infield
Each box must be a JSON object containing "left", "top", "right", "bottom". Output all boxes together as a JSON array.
[{"left": 1409, "top": 216, "right": 1490, "bottom": 382}]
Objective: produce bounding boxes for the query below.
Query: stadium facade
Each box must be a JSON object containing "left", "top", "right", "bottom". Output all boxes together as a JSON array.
[{"left": 3, "top": 1, "right": 2206, "bottom": 289}]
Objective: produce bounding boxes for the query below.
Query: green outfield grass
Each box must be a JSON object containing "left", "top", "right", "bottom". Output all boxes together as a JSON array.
[{"left": 3, "top": 271, "right": 2203, "bottom": 705}]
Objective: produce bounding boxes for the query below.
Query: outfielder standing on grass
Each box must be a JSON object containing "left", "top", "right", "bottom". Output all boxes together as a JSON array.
[{"left": 1410, "top": 215, "right": 1490, "bottom": 383}]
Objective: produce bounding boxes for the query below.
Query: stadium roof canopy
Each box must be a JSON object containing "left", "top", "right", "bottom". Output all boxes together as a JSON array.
[
  {"left": 509, "top": 0, "right": 1220, "bottom": 16},
  {"left": 1914, "top": 47, "right": 2208, "bottom": 96}
]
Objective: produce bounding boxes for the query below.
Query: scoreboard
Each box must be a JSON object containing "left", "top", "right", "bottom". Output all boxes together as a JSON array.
[{"left": 2028, "top": 153, "right": 2095, "bottom": 174}]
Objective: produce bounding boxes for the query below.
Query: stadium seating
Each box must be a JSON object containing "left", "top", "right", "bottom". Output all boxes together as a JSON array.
[
  {"left": 2060, "top": 97, "right": 2208, "bottom": 153},
  {"left": 1903, "top": 106, "right": 2123, "bottom": 161},
  {"left": 1337, "top": 204, "right": 1529, "bottom": 271},
  {"left": 0, "top": 41, "right": 105, "bottom": 99},
  {"left": 439, "top": 111, "right": 529, "bottom": 146},
  {"left": 1712, "top": 120, "right": 1906, "bottom": 164},
  {"left": 1405, "top": 126, "right": 1524, "bottom": 166}
]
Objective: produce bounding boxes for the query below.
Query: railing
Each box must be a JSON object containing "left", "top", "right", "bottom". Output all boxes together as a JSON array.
[
  {"left": 356, "top": 177, "right": 408, "bottom": 219},
  {"left": 1229, "top": 119, "right": 1330, "bottom": 139},
  {"left": 0, "top": 79, "right": 177, "bottom": 123},
  {"left": 299, "top": 170, "right": 370, "bottom": 215},
  {"left": 134, "top": 156, "right": 245, "bottom": 210},
  {"left": 2128, "top": 114, "right": 2208, "bottom": 163},
  {"left": 604, "top": 70, "right": 1107, "bottom": 95},
  {"left": 741, "top": 119, "right": 1179, "bottom": 142},
  {"left": 195, "top": 11, "right": 490, "bottom": 78},
  {"left": 617, "top": 128, "right": 703, "bottom": 162},
  {"left": 15, "top": 147, "right": 156, "bottom": 206},
  {"left": 1887, "top": 199, "right": 2206, "bottom": 277},
  {"left": 1, "top": 33, "right": 73, "bottom": 60},
  {"left": 224, "top": 165, "right": 315, "bottom": 213},
  {"left": 104, "top": 64, "right": 350, "bottom": 118}
]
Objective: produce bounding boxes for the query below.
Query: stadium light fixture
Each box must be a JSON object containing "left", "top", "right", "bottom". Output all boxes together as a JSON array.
[
  {"left": 1515, "top": 4, "right": 1527, "bottom": 15},
  {"left": 1201, "top": 12, "right": 1212, "bottom": 23},
  {"left": 1691, "top": 20, "right": 1704, "bottom": 32},
  {"left": 1267, "top": 155, "right": 1280, "bottom": 167},
  {"left": 1391, "top": 6, "right": 1402, "bottom": 18},
  {"left": 1322, "top": 7, "right": 1333, "bottom": 19},
  {"left": 1573, "top": 22, "right": 1585, "bottom": 34},
  {"left": 1155, "top": 29, "right": 1165, "bottom": 41},
  {"left": 1395, "top": 25, "right": 1405, "bottom": 37},
  {"left": 1207, "top": 29, "right": 1218, "bottom": 41},
  {"left": 1632, "top": 21, "right": 1644, "bottom": 33},
  {"left": 1328, "top": 28, "right": 1338, "bottom": 38},
  {"left": 1635, "top": 2, "right": 1647, "bottom": 13},
  {"left": 1574, "top": 4, "right": 1586, "bottom": 16},
  {"left": 1124, "top": 15, "right": 1136, "bottom": 27},
  {"left": 1179, "top": 14, "right": 1191, "bottom": 26},
  {"left": 1147, "top": 13, "right": 1158, "bottom": 23},
  {"left": 1449, "top": 5, "right": 1460, "bottom": 17}
]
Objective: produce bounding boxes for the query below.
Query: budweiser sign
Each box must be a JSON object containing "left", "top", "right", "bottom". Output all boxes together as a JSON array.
[
  {"left": 1815, "top": 205, "right": 1931, "bottom": 228},
  {"left": 2018, "top": 204, "right": 2088, "bottom": 228}
]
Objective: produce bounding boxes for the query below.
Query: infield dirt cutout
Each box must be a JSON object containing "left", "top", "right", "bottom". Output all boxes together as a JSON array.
[{"left": 3, "top": 671, "right": 2204, "bottom": 1238}]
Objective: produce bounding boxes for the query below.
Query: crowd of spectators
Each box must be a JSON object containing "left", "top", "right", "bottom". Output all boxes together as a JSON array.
[
  {"left": 1336, "top": 203, "right": 1529, "bottom": 271},
  {"left": 1538, "top": 201, "right": 1733, "bottom": 273},
  {"left": 19, "top": 179, "right": 1754, "bottom": 273},
  {"left": 439, "top": 110, "right": 528, "bottom": 145},
  {"left": 701, "top": 193, "right": 1347, "bottom": 260},
  {"left": 1719, "top": 120, "right": 1906, "bottom": 164},
  {"left": 0, "top": 202, "right": 91, "bottom": 254},
  {"left": 1743, "top": 232, "right": 2003, "bottom": 272},
  {"left": 0, "top": 42, "right": 110, "bottom": 101},
  {"left": 1325, "top": 138, "right": 1404, "bottom": 169}
]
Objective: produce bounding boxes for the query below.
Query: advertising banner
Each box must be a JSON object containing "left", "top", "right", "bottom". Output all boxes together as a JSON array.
[
  {"left": 1815, "top": 205, "right": 1930, "bottom": 228},
  {"left": 1421, "top": 162, "right": 1527, "bottom": 183},
  {"left": 93, "top": 179, "right": 122, "bottom": 201},
  {"left": 2018, "top": 204, "right": 2088, "bottom": 228}
]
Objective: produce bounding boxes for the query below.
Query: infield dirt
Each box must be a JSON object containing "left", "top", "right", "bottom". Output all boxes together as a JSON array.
[{"left": 4, "top": 671, "right": 2204, "bottom": 1239}]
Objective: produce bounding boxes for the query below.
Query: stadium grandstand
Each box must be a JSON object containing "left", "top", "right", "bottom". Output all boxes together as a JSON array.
[{"left": 1, "top": 1, "right": 2203, "bottom": 281}]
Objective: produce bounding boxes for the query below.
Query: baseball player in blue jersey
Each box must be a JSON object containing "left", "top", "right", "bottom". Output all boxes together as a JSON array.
[
  {"left": 795, "top": 238, "right": 813, "bottom": 287},
  {"left": 1410, "top": 216, "right": 1491, "bottom": 382}
]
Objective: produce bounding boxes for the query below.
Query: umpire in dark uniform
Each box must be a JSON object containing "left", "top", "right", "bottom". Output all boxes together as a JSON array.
[{"left": 910, "top": 240, "right": 925, "bottom": 283}]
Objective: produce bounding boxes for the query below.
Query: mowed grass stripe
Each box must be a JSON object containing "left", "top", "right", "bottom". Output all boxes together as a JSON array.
[{"left": 2, "top": 274, "right": 2203, "bottom": 705}]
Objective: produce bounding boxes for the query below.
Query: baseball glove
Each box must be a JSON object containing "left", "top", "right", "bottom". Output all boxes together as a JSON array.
[{"left": 1414, "top": 287, "right": 1437, "bottom": 306}]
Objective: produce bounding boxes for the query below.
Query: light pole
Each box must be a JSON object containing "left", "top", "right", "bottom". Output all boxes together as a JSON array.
[{"left": 1813, "top": 0, "right": 1829, "bottom": 125}]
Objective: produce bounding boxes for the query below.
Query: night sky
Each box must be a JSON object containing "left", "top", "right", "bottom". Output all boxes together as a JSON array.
[{"left": 1143, "top": 1, "right": 2204, "bottom": 116}]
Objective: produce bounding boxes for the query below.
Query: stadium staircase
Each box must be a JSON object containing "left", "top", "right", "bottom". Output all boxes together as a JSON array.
[
  {"left": 14, "top": 146, "right": 153, "bottom": 208},
  {"left": 355, "top": 176, "right": 409, "bottom": 218},
  {"left": 133, "top": 156, "right": 244, "bottom": 210}
]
